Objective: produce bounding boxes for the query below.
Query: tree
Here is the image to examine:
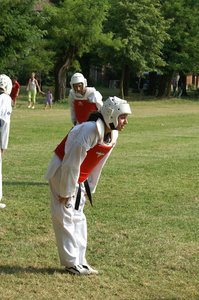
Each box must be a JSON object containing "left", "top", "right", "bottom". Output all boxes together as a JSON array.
[
  {"left": 42, "top": 0, "right": 110, "bottom": 100},
  {"left": 0, "top": 0, "right": 46, "bottom": 76},
  {"left": 101, "top": 0, "right": 169, "bottom": 98},
  {"left": 155, "top": 0, "right": 199, "bottom": 97}
]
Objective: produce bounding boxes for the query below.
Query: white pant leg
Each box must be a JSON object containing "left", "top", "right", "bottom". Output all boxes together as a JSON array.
[
  {"left": 0, "top": 152, "right": 2, "bottom": 200},
  {"left": 74, "top": 188, "right": 87, "bottom": 266},
  {"left": 49, "top": 173, "right": 87, "bottom": 267}
]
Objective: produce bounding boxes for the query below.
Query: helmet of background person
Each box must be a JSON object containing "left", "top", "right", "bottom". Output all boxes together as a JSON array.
[
  {"left": 0, "top": 74, "right": 12, "bottom": 95},
  {"left": 70, "top": 73, "right": 87, "bottom": 91}
]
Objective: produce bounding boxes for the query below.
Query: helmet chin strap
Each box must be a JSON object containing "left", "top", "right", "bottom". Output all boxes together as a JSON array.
[{"left": 109, "top": 123, "right": 116, "bottom": 130}]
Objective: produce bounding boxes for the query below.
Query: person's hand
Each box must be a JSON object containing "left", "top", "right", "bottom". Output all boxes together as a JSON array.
[{"left": 58, "top": 196, "right": 70, "bottom": 204}]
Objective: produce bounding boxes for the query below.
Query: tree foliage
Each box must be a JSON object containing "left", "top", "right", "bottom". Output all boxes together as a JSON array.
[
  {"left": 42, "top": 0, "right": 110, "bottom": 100},
  {"left": 152, "top": 0, "right": 199, "bottom": 97},
  {"left": 0, "top": 0, "right": 46, "bottom": 76},
  {"left": 1, "top": 0, "right": 199, "bottom": 99},
  {"left": 108, "top": 0, "right": 168, "bottom": 68},
  {"left": 101, "top": 0, "right": 169, "bottom": 97},
  {"left": 160, "top": 0, "right": 199, "bottom": 74}
]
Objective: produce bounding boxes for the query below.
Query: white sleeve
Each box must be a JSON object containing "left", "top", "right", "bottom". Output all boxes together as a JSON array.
[
  {"left": 87, "top": 90, "right": 103, "bottom": 110},
  {"left": 59, "top": 124, "right": 99, "bottom": 198},
  {"left": 59, "top": 143, "right": 87, "bottom": 197},
  {"left": 0, "top": 94, "right": 12, "bottom": 149},
  {"left": 68, "top": 90, "right": 76, "bottom": 124},
  {"left": 0, "top": 119, "right": 10, "bottom": 149}
]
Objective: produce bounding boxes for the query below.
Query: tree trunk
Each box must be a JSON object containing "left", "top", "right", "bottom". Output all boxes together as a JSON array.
[
  {"left": 165, "top": 71, "right": 174, "bottom": 97},
  {"left": 147, "top": 72, "right": 157, "bottom": 96},
  {"left": 156, "top": 71, "right": 173, "bottom": 98},
  {"left": 54, "top": 50, "right": 76, "bottom": 101},
  {"left": 119, "top": 67, "right": 124, "bottom": 99},
  {"left": 123, "top": 64, "right": 130, "bottom": 97},
  {"left": 178, "top": 72, "right": 187, "bottom": 97}
]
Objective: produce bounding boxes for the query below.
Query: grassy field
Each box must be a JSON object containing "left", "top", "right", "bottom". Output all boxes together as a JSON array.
[{"left": 0, "top": 92, "right": 199, "bottom": 299}]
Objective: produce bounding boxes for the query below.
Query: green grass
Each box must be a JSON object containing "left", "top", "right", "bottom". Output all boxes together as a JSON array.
[{"left": 0, "top": 92, "right": 199, "bottom": 299}]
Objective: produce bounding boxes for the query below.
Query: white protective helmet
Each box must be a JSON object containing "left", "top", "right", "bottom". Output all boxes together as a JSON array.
[
  {"left": 0, "top": 74, "right": 12, "bottom": 95},
  {"left": 70, "top": 73, "right": 87, "bottom": 91},
  {"left": 101, "top": 96, "right": 132, "bottom": 129}
]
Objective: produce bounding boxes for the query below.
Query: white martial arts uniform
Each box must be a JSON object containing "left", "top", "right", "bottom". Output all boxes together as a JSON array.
[
  {"left": 69, "top": 87, "right": 103, "bottom": 125},
  {"left": 45, "top": 119, "right": 118, "bottom": 267},
  {"left": 0, "top": 92, "right": 12, "bottom": 202}
]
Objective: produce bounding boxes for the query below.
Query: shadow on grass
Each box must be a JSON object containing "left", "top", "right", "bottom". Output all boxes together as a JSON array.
[
  {"left": 3, "top": 181, "right": 48, "bottom": 186},
  {"left": 0, "top": 265, "right": 64, "bottom": 275}
]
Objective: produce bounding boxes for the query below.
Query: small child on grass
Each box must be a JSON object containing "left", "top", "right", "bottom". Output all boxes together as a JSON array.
[{"left": 44, "top": 89, "right": 53, "bottom": 109}]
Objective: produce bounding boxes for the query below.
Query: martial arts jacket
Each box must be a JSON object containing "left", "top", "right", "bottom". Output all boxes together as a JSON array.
[
  {"left": 0, "top": 92, "right": 12, "bottom": 150},
  {"left": 45, "top": 119, "right": 118, "bottom": 198}
]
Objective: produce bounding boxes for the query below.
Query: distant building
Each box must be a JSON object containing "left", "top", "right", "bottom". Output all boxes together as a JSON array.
[{"left": 186, "top": 74, "right": 199, "bottom": 89}]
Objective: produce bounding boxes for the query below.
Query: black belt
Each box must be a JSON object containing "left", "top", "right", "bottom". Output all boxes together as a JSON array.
[{"left": 75, "top": 180, "right": 93, "bottom": 210}]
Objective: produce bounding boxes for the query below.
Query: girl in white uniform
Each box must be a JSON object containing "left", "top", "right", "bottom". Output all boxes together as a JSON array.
[
  {"left": 0, "top": 74, "right": 12, "bottom": 209},
  {"left": 45, "top": 96, "right": 132, "bottom": 275}
]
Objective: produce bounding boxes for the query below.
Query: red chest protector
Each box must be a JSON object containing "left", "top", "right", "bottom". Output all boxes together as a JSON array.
[
  {"left": 78, "top": 143, "right": 112, "bottom": 183},
  {"left": 74, "top": 99, "right": 98, "bottom": 123},
  {"left": 54, "top": 134, "right": 112, "bottom": 183}
]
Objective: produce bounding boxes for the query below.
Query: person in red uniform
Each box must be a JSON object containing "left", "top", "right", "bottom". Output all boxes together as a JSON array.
[
  {"left": 45, "top": 96, "right": 132, "bottom": 275},
  {"left": 69, "top": 73, "right": 103, "bottom": 125},
  {"left": 10, "top": 78, "right": 20, "bottom": 108}
]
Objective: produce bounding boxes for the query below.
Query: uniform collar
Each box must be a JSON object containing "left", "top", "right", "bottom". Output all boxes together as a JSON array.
[{"left": 96, "top": 118, "right": 105, "bottom": 142}]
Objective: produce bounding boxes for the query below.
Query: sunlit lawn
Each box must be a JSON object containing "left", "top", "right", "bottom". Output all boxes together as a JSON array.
[{"left": 0, "top": 91, "right": 199, "bottom": 299}]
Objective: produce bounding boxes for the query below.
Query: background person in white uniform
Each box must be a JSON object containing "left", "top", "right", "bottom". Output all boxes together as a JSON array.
[
  {"left": 0, "top": 74, "right": 12, "bottom": 209},
  {"left": 69, "top": 72, "right": 103, "bottom": 125},
  {"left": 45, "top": 96, "right": 132, "bottom": 275}
]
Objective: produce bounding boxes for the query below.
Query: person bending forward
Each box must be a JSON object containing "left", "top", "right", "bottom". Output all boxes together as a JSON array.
[{"left": 45, "top": 96, "right": 132, "bottom": 275}]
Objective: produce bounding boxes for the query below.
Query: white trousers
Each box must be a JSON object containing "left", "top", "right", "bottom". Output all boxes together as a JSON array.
[
  {"left": 0, "top": 152, "right": 2, "bottom": 200},
  {"left": 49, "top": 174, "right": 88, "bottom": 267}
]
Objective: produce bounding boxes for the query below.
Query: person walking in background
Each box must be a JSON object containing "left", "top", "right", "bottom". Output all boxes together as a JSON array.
[
  {"left": 171, "top": 76, "right": 177, "bottom": 97},
  {"left": 44, "top": 89, "right": 53, "bottom": 110},
  {"left": 10, "top": 77, "right": 20, "bottom": 108},
  {"left": 26, "top": 72, "right": 42, "bottom": 109},
  {"left": 177, "top": 76, "right": 184, "bottom": 98},
  {"left": 0, "top": 74, "right": 12, "bottom": 209},
  {"left": 69, "top": 72, "right": 103, "bottom": 125},
  {"left": 45, "top": 96, "right": 132, "bottom": 275}
]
